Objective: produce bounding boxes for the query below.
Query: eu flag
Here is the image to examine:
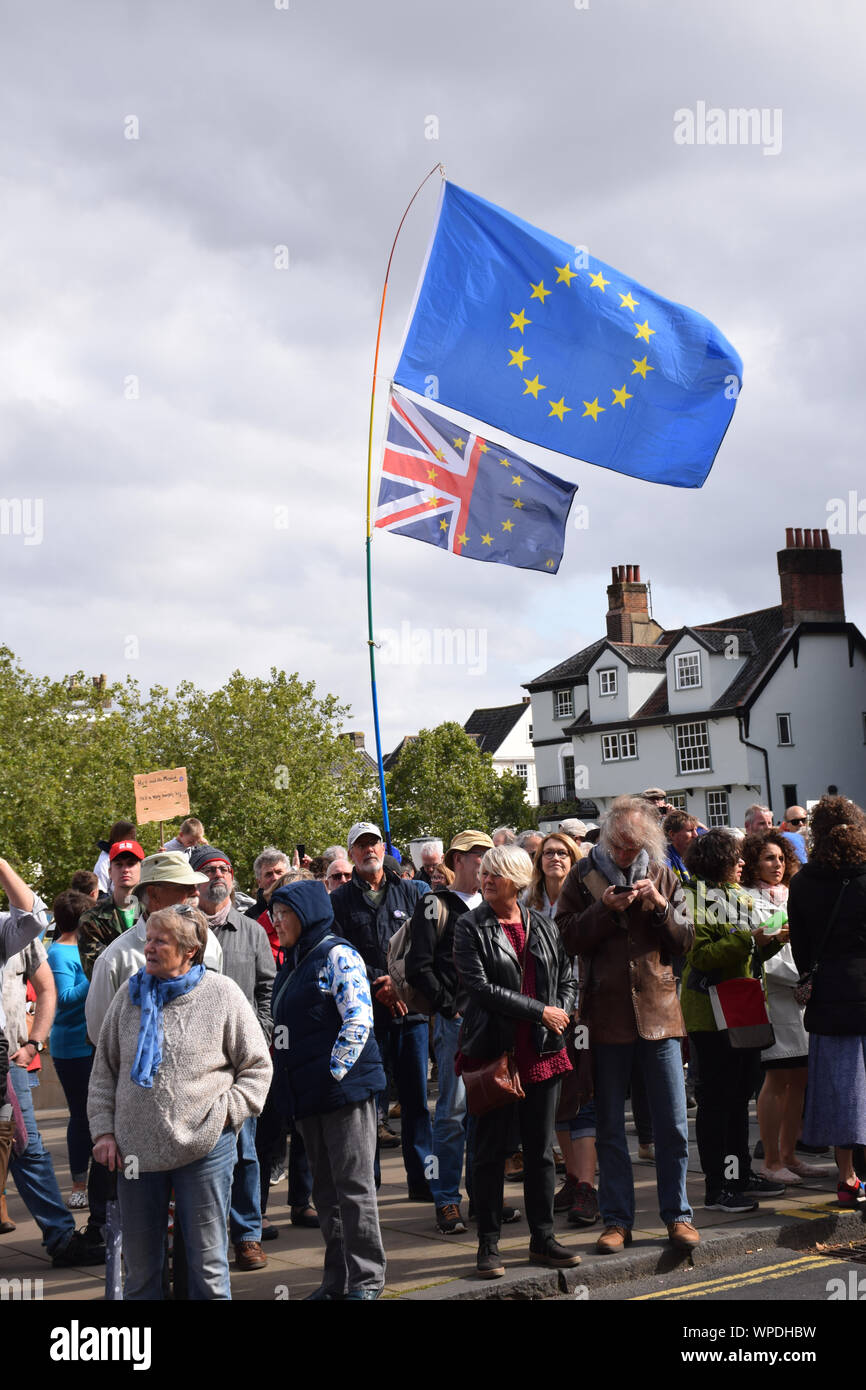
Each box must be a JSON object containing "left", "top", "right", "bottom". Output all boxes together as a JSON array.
[
  {"left": 394, "top": 183, "right": 742, "bottom": 488},
  {"left": 376, "top": 388, "right": 578, "bottom": 574}
]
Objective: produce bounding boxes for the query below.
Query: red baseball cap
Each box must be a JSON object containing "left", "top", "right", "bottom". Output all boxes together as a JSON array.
[{"left": 109, "top": 840, "right": 145, "bottom": 862}]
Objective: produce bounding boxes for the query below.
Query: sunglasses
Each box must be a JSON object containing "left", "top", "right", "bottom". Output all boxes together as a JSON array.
[{"left": 788, "top": 818, "right": 807, "bottom": 827}]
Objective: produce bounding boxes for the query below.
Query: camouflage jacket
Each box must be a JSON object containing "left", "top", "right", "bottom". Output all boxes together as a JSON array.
[{"left": 78, "top": 893, "right": 142, "bottom": 981}]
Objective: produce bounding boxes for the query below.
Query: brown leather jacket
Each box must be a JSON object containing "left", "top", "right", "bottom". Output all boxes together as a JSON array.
[{"left": 555, "top": 856, "right": 693, "bottom": 1044}]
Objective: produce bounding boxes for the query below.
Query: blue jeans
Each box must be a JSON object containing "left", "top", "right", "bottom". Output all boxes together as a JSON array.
[
  {"left": 430, "top": 1015, "right": 466, "bottom": 1206},
  {"left": 8, "top": 1064, "right": 75, "bottom": 1256},
  {"left": 377, "top": 1016, "right": 433, "bottom": 1192},
  {"left": 118, "top": 1128, "right": 238, "bottom": 1300},
  {"left": 229, "top": 1116, "right": 262, "bottom": 1244},
  {"left": 593, "top": 1037, "right": 692, "bottom": 1229}
]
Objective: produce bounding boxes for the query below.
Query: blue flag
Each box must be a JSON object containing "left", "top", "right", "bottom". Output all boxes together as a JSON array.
[
  {"left": 376, "top": 388, "right": 577, "bottom": 573},
  {"left": 394, "top": 183, "right": 742, "bottom": 488}
]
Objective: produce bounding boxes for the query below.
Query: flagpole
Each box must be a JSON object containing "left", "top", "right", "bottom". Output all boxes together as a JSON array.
[{"left": 365, "top": 163, "right": 444, "bottom": 851}]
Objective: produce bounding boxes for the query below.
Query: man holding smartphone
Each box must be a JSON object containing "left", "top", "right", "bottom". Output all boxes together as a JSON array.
[{"left": 556, "top": 796, "right": 697, "bottom": 1256}]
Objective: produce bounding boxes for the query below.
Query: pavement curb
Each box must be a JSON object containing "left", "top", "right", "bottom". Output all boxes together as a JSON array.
[{"left": 396, "top": 1208, "right": 866, "bottom": 1300}]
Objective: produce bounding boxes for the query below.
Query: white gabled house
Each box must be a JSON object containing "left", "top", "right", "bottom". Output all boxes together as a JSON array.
[
  {"left": 525, "top": 529, "right": 866, "bottom": 827},
  {"left": 464, "top": 699, "right": 538, "bottom": 805}
]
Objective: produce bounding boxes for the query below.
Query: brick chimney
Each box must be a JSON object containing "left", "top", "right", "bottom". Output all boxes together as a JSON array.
[
  {"left": 606, "top": 565, "right": 662, "bottom": 644},
  {"left": 778, "top": 528, "right": 844, "bottom": 626},
  {"left": 345, "top": 732, "right": 366, "bottom": 750}
]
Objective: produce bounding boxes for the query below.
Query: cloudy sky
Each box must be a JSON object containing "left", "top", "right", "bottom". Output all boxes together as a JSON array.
[{"left": 1, "top": 0, "right": 863, "bottom": 763}]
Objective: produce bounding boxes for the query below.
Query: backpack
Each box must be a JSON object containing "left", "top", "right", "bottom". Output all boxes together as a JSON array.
[{"left": 388, "top": 893, "right": 450, "bottom": 1014}]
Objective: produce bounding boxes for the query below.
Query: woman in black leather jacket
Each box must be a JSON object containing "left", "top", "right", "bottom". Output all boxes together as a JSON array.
[{"left": 453, "top": 845, "right": 578, "bottom": 1279}]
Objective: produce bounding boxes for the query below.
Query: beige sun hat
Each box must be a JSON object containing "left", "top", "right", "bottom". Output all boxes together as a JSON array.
[
  {"left": 443, "top": 830, "right": 495, "bottom": 870},
  {"left": 132, "top": 851, "right": 209, "bottom": 898}
]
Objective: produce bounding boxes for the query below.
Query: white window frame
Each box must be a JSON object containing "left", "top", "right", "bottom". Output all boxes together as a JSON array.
[
  {"left": 675, "top": 651, "right": 702, "bottom": 690},
  {"left": 705, "top": 790, "right": 730, "bottom": 827},
  {"left": 777, "top": 713, "right": 793, "bottom": 746},
  {"left": 554, "top": 689, "right": 574, "bottom": 720},
  {"left": 676, "top": 720, "right": 712, "bottom": 774},
  {"left": 598, "top": 668, "right": 618, "bottom": 697},
  {"left": 514, "top": 762, "right": 528, "bottom": 782},
  {"left": 601, "top": 730, "right": 638, "bottom": 762},
  {"left": 665, "top": 792, "right": 687, "bottom": 812}
]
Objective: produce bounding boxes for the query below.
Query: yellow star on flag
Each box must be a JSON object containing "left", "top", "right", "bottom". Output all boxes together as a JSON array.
[
  {"left": 433, "top": 448, "right": 445, "bottom": 460},
  {"left": 427, "top": 495, "right": 441, "bottom": 507},
  {"left": 477, "top": 441, "right": 489, "bottom": 452},
  {"left": 499, "top": 457, "right": 510, "bottom": 467},
  {"left": 548, "top": 396, "right": 571, "bottom": 421},
  {"left": 511, "top": 474, "right": 523, "bottom": 487},
  {"left": 529, "top": 279, "right": 550, "bottom": 303},
  {"left": 589, "top": 270, "right": 609, "bottom": 291},
  {"left": 631, "top": 356, "right": 653, "bottom": 378},
  {"left": 634, "top": 319, "right": 655, "bottom": 341},
  {"left": 554, "top": 262, "right": 576, "bottom": 285},
  {"left": 481, "top": 532, "right": 493, "bottom": 546},
  {"left": 582, "top": 398, "right": 605, "bottom": 421},
  {"left": 427, "top": 467, "right": 438, "bottom": 481},
  {"left": 439, "top": 519, "right": 448, "bottom": 531},
  {"left": 510, "top": 309, "right": 531, "bottom": 333},
  {"left": 502, "top": 518, "right": 514, "bottom": 533},
  {"left": 513, "top": 498, "right": 524, "bottom": 509},
  {"left": 522, "top": 376, "right": 545, "bottom": 398},
  {"left": 508, "top": 346, "right": 530, "bottom": 370},
  {"left": 457, "top": 531, "right": 468, "bottom": 547},
  {"left": 611, "top": 385, "right": 633, "bottom": 408},
  {"left": 545, "top": 558, "right": 555, "bottom": 569},
  {"left": 619, "top": 291, "right": 639, "bottom": 312},
  {"left": 452, "top": 436, "right": 466, "bottom": 450}
]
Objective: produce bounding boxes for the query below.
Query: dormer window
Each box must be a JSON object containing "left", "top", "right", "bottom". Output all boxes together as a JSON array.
[
  {"left": 598, "top": 668, "right": 617, "bottom": 697},
  {"left": 675, "top": 652, "right": 702, "bottom": 690}
]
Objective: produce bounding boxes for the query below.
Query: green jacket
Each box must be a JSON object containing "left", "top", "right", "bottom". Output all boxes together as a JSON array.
[
  {"left": 78, "top": 893, "right": 142, "bottom": 981},
  {"left": 680, "top": 882, "right": 784, "bottom": 1033}
]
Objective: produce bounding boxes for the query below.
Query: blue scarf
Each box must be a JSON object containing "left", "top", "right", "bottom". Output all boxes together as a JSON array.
[{"left": 128, "top": 964, "right": 205, "bottom": 1089}]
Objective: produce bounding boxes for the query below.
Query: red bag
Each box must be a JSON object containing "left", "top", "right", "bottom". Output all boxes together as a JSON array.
[{"left": 709, "top": 977, "right": 774, "bottom": 1049}]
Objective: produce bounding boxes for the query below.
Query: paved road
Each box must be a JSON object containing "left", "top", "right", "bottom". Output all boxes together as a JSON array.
[{"left": 585, "top": 1245, "right": 866, "bottom": 1301}]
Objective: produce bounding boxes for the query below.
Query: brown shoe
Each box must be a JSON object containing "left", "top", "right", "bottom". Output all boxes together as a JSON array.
[
  {"left": 504, "top": 1152, "right": 524, "bottom": 1180},
  {"left": 0, "top": 1191, "right": 15, "bottom": 1234},
  {"left": 595, "top": 1225, "right": 632, "bottom": 1254},
  {"left": 667, "top": 1220, "right": 700, "bottom": 1250},
  {"left": 234, "top": 1240, "right": 267, "bottom": 1270}
]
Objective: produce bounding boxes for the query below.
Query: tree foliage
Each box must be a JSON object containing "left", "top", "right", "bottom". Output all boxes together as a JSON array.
[
  {"left": 384, "top": 721, "right": 534, "bottom": 848},
  {"left": 0, "top": 647, "right": 376, "bottom": 902}
]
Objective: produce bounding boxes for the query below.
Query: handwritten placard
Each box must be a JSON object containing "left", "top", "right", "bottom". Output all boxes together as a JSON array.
[{"left": 134, "top": 767, "right": 190, "bottom": 824}]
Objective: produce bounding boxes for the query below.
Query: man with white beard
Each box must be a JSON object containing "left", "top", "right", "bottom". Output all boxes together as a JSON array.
[{"left": 189, "top": 846, "right": 275, "bottom": 1272}]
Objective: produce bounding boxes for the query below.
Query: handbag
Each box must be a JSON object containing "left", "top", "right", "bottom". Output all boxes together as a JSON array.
[
  {"left": 463, "top": 930, "right": 529, "bottom": 1118},
  {"left": 793, "top": 877, "right": 852, "bottom": 1005},
  {"left": 708, "top": 976, "right": 775, "bottom": 1049},
  {"left": 463, "top": 1051, "right": 525, "bottom": 1116}
]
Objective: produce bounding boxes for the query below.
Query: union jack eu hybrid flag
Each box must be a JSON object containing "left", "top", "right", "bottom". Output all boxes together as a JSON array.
[
  {"left": 375, "top": 388, "right": 577, "bottom": 574},
  {"left": 394, "top": 182, "right": 742, "bottom": 488}
]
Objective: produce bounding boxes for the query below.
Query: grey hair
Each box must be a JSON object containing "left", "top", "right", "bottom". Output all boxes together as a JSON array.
[
  {"left": 744, "top": 804, "right": 772, "bottom": 829},
  {"left": 420, "top": 839, "right": 444, "bottom": 859},
  {"left": 480, "top": 845, "right": 534, "bottom": 892},
  {"left": 600, "top": 796, "right": 667, "bottom": 865},
  {"left": 516, "top": 829, "right": 542, "bottom": 850},
  {"left": 253, "top": 847, "right": 289, "bottom": 881},
  {"left": 491, "top": 827, "right": 517, "bottom": 845},
  {"left": 146, "top": 906, "right": 209, "bottom": 966},
  {"left": 322, "top": 846, "right": 346, "bottom": 866}
]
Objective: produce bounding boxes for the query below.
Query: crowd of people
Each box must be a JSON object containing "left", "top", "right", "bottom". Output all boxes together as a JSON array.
[{"left": 1, "top": 791, "right": 864, "bottom": 1298}]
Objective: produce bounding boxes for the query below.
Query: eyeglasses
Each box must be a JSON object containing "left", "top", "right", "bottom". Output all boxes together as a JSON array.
[
  {"left": 788, "top": 818, "right": 807, "bottom": 827},
  {"left": 542, "top": 847, "right": 570, "bottom": 858},
  {"left": 327, "top": 872, "right": 352, "bottom": 883}
]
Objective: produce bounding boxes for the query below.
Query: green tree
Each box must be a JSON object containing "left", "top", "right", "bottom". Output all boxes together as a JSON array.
[
  {"left": 384, "top": 721, "right": 533, "bottom": 848},
  {"left": 0, "top": 649, "right": 376, "bottom": 902}
]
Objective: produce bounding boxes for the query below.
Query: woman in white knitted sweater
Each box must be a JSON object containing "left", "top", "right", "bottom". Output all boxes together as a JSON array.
[{"left": 88, "top": 907, "right": 272, "bottom": 1300}]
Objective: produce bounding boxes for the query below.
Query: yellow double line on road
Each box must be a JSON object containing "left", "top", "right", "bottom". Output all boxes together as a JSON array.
[{"left": 631, "top": 1253, "right": 840, "bottom": 1300}]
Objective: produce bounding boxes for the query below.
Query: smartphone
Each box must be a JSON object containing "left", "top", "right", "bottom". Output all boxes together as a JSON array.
[{"left": 296, "top": 843, "right": 306, "bottom": 862}]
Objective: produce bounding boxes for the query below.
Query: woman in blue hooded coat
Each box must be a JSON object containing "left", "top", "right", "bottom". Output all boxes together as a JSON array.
[{"left": 270, "top": 879, "right": 386, "bottom": 1300}]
